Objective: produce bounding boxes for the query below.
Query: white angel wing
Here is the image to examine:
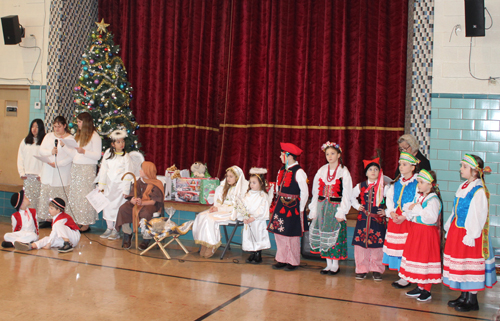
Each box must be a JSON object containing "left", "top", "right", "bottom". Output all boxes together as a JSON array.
[{"left": 128, "top": 151, "right": 145, "bottom": 178}]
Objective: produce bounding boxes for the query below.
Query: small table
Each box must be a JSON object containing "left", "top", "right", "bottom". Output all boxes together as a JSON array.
[{"left": 163, "top": 200, "right": 211, "bottom": 213}]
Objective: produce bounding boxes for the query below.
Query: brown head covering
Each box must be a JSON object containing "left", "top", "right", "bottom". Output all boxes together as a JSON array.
[{"left": 141, "top": 161, "right": 164, "bottom": 201}]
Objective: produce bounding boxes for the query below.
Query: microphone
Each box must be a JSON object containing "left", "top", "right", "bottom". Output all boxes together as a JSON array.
[{"left": 54, "top": 139, "right": 58, "bottom": 156}]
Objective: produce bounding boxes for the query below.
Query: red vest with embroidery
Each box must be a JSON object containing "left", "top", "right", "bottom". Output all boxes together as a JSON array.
[
  {"left": 13, "top": 208, "right": 39, "bottom": 235},
  {"left": 52, "top": 213, "right": 80, "bottom": 231}
]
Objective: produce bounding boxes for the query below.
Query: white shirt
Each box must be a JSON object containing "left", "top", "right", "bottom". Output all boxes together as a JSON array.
[
  {"left": 284, "top": 162, "right": 309, "bottom": 212},
  {"left": 403, "top": 192, "right": 441, "bottom": 225},
  {"left": 39, "top": 132, "right": 73, "bottom": 186},
  {"left": 444, "top": 179, "right": 488, "bottom": 246},
  {"left": 385, "top": 173, "right": 418, "bottom": 218},
  {"left": 350, "top": 179, "right": 377, "bottom": 211},
  {"left": 64, "top": 131, "right": 102, "bottom": 164},
  {"left": 309, "top": 163, "right": 352, "bottom": 219},
  {"left": 12, "top": 208, "right": 37, "bottom": 233},
  {"left": 17, "top": 139, "right": 43, "bottom": 177}
]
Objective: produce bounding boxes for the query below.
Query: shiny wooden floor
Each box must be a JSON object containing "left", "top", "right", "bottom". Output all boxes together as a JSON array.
[{"left": 1, "top": 222, "right": 499, "bottom": 321}]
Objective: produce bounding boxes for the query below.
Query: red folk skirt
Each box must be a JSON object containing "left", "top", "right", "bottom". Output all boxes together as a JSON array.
[{"left": 399, "top": 223, "right": 442, "bottom": 284}]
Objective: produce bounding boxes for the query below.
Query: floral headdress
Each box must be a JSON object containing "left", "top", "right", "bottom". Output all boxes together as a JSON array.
[{"left": 321, "top": 141, "right": 342, "bottom": 153}]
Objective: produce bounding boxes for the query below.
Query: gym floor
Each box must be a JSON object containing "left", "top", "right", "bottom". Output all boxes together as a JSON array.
[{"left": 0, "top": 221, "right": 499, "bottom": 321}]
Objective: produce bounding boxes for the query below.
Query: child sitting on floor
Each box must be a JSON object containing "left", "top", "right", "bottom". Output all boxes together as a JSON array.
[
  {"left": 14, "top": 198, "right": 80, "bottom": 253},
  {"left": 2, "top": 190, "right": 39, "bottom": 248}
]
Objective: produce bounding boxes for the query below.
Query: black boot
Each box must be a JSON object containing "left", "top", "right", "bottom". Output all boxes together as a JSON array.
[
  {"left": 252, "top": 251, "right": 262, "bottom": 264},
  {"left": 455, "top": 292, "right": 479, "bottom": 312},
  {"left": 122, "top": 233, "right": 133, "bottom": 249},
  {"left": 1, "top": 241, "right": 13, "bottom": 248},
  {"left": 448, "top": 292, "right": 467, "bottom": 307},
  {"left": 246, "top": 252, "right": 256, "bottom": 263},
  {"left": 138, "top": 239, "right": 151, "bottom": 251}
]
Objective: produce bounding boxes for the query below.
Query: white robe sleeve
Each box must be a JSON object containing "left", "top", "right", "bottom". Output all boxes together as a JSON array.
[
  {"left": 121, "top": 154, "right": 133, "bottom": 195},
  {"left": 39, "top": 135, "right": 53, "bottom": 157},
  {"left": 385, "top": 184, "right": 395, "bottom": 218},
  {"left": 98, "top": 151, "right": 110, "bottom": 191},
  {"left": 462, "top": 188, "right": 488, "bottom": 247},
  {"left": 350, "top": 184, "right": 362, "bottom": 211},
  {"left": 308, "top": 170, "right": 321, "bottom": 219},
  {"left": 251, "top": 193, "right": 270, "bottom": 221},
  {"left": 335, "top": 168, "right": 352, "bottom": 219},
  {"left": 296, "top": 168, "right": 308, "bottom": 212},
  {"left": 17, "top": 140, "right": 26, "bottom": 177}
]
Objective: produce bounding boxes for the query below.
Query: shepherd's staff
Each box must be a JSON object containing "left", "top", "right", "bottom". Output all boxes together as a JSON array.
[{"left": 122, "top": 172, "right": 139, "bottom": 250}]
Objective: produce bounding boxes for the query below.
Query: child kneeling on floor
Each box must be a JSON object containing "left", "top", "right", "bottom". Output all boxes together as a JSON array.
[{"left": 14, "top": 198, "right": 80, "bottom": 253}]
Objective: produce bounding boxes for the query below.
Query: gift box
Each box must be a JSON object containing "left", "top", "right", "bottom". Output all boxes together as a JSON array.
[
  {"left": 199, "top": 178, "right": 220, "bottom": 205},
  {"left": 175, "top": 178, "right": 202, "bottom": 202}
]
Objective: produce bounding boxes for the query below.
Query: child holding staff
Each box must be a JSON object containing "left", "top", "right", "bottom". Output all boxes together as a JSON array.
[{"left": 97, "top": 129, "right": 133, "bottom": 240}]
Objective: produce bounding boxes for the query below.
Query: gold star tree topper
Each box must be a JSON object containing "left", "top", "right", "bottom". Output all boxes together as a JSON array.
[{"left": 95, "top": 19, "right": 110, "bottom": 34}]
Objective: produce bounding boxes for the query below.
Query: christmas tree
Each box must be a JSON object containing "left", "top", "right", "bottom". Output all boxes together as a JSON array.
[{"left": 71, "top": 19, "right": 140, "bottom": 153}]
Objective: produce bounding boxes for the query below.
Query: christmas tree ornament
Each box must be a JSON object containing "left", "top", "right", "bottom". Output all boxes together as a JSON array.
[{"left": 95, "top": 19, "right": 110, "bottom": 34}]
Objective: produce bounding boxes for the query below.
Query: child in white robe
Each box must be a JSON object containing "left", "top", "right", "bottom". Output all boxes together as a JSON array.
[
  {"left": 98, "top": 130, "right": 133, "bottom": 240},
  {"left": 233, "top": 168, "right": 271, "bottom": 264},
  {"left": 14, "top": 198, "right": 81, "bottom": 253},
  {"left": 2, "top": 190, "right": 39, "bottom": 248}
]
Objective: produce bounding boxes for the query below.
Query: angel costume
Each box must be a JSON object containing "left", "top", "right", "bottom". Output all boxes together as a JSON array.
[
  {"left": 66, "top": 131, "right": 102, "bottom": 225},
  {"left": 233, "top": 190, "right": 271, "bottom": 252},
  {"left": 443, "top": 179, "right": 497, "bottom": 291},
  {"left": 193, "top": 166, "right": 249, "bottom": 252},
  {"left": 399, "top": 192, "right": 442, "bottom": 288},
  {"left": 38, "top": 133, "right": 74, "bottom": 220},
  {"left": 98, "top": 149, "right": 133, "bottom": 224},
  {"left": 309, "top": 164, "right": 352, "bottom": 260},
  {"left": 17, "top": 138, "right": 43, "bottom": 210}
]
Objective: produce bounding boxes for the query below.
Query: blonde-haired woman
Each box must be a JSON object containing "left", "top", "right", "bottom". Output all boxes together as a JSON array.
[
  {"left": 63, "top": 112, "right": 102, "bottom": 232},
  {"left": 193, "top": 166, "right": 248, "bottom": 258},
  {"left": 394, "top": 134, "right": 431, "bottom": 178}
]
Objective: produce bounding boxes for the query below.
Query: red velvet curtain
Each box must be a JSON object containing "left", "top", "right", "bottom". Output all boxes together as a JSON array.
[{"left": 99, "top": 0, "right": 407, "bottom": 185}]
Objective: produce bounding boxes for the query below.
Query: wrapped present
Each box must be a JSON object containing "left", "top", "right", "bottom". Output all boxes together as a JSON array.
[
  {"left": 199, "top": 178, "right": 220, "bottom": 204},
  {"left": 175, "top": 178, "right": 202, "bottom": 202}
]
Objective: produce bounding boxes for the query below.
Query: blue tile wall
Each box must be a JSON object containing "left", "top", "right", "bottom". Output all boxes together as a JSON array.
[
  {"left": 430, "top": 95, "right": 500, "bottom": 249},
  {"left": 29, "top": 85, "right": 46, "bottom": 124}
]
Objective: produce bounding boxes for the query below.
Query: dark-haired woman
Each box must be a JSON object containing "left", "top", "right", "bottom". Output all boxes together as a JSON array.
[
  {"left": 38, "top": 116, "right": 74, "bottom": 222},
  {"left": 17, "top": 119, "right": 46, "bottom": 211}
]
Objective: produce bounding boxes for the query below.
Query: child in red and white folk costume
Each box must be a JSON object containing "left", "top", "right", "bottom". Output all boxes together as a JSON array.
[
  {"left": 14, "top": 198, "right": 81, "bottom": 253},
  {"left": 383, "top": 152, "right": 419, "bottom": 289},
  {"left": 309, "top": 141, "right": 352, "bottom": 275},
  {"left": 2, "top": 190, "right": 39, "bottom": 248},
  {"left": 399, "top": 170, "right": 442, "bottom": 302},
  {"left": 350, "top": 158, "right": 385, "bottom": 281},
  {"left": 443, "top": 154, "right": 497, "bottom": 312},
  {"left": 268, "top": 143, "right": 308, "bottom": 271}
]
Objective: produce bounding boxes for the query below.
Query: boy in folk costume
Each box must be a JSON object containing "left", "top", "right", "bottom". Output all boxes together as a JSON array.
[
  {"left": 268, "top": 143, "right": 308, "bottom": 271},
  {"left": 350, "top": 158, "right": 386, "bottom": 281},
  {"left": 14, "top": 198, "right": 81, "bottom": 253},
  {"left": 2, "top": 190, "right": 39, "bottom": 248}
]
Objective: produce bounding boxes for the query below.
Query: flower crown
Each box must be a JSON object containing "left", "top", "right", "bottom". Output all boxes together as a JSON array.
[{"left": 321, "top": 141, "right": 341, "bottom": 153}]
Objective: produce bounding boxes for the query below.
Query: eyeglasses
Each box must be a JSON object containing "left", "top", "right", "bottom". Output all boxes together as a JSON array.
[{"left": 399, "top": 144, "right": 411, "bottom": 152}]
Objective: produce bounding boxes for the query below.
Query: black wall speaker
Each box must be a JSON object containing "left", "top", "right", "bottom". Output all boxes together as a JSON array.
[
  {"left": 1, "top": 15, "right": 22, "bottom": 45},
  {"left": 464, "top": 0, "right": 485, "bottom": 37}
]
